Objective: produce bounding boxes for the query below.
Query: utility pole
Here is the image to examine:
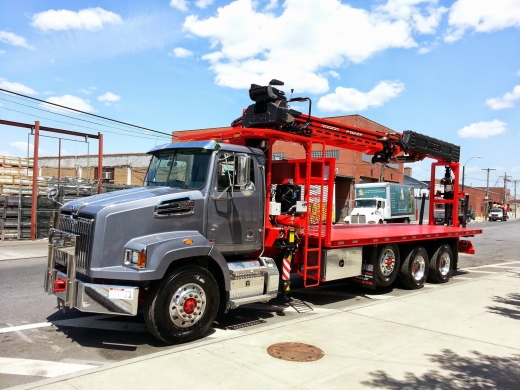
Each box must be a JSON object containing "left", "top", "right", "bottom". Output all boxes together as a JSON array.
[
  {"left": 499, "top": 172, "right": 512, "bottom": 205},
  {"left": 482, "top": 168, "right": 496, "bottom": 212},
  {"left": 513, "top": 180, "right": 519, "bottom": 218}
]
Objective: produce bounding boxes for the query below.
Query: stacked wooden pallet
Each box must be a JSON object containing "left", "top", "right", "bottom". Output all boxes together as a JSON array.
[{"left": 0, "top": 155, "right": 44, "bottom": 195}]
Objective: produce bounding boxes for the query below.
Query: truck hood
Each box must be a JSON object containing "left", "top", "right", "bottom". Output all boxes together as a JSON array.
[{"left": 61, "top": 186, "right": 189, "bottom": 216}]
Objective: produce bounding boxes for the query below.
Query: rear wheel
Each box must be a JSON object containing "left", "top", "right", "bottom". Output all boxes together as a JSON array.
[
  {"left": 427, "top": 244, "right": 453, "bottom": 283},
  {"left": 403, "top": 218, "right": 411, "bottom": 224},
  {"left": 399, "top": 246, "right": 428, "bottom": 289},
  {"left": 144, "top": 266, "right": 219, "bottom": 344},
  {"left": 374, "top": 245, "right": 400, "bottom": 287}
]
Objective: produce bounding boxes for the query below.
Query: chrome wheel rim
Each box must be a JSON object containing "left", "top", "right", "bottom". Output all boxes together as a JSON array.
[
  {"left": 412, "top": 254, "right": 426, "bottom": 281},
  {"left": 380, "top": 249, "right": 396, "bottom": 277},
  {"left": 439, "top": 252, "right": 451, "bottom": 276},
  {"left": 169, "top": 283, "right": 206, "bottom": 328}
]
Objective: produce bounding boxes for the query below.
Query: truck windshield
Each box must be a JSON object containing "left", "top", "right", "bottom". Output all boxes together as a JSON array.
[
  {"left": 355, "top": 199, "right": 377, "bottom": 208},
  {"left": 490, "top": 208, "right": 503, "bottom": 213},
  {"left": 144, "top": 148, "right": 212, "bottom": 189}
]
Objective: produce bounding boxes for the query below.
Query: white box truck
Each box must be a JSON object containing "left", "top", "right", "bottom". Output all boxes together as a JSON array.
[{"left": 344, "top": 183, "right": 415, "bottom": 224}]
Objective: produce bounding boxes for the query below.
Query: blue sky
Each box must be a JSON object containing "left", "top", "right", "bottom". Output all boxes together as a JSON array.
[{"left": 0, "top": 0, "right": 519, "bottom": 190}]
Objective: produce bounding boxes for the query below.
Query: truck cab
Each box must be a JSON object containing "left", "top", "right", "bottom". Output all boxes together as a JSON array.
[
  {"left": 488, "top": 207, "right": 508, "bottom": 222},
  {"left": 45, "top": 140, "right": 281, "bottom": 344},
  {"left": 345, "top": 198, "right": 386, "bottom": 224}
]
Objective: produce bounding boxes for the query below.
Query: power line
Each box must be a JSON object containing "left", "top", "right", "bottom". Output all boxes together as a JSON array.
[
  {"left": 0, "top": 95, "right": 170, "bottom": 139},
  {"left": 0, "top": 105, "right": 171, "bottom": 141},
  {"left": 0, "top": 88, "right": 171, "bottom": 137}
]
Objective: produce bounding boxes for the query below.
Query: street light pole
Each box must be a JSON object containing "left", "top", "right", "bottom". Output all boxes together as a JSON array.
[{"left": 462, "top": 155, "right": 482, "bottom": 191}]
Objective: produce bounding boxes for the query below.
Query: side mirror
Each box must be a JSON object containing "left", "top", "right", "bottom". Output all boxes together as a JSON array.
[
  {"left": 47, "top": 187, "right": 63, "bottom": 206},
  {"left": 235, "top": 154, "right": 251, "bottom": 186},
  {"left": 240, "top": 181, "right": 255, "bottom": 197}
]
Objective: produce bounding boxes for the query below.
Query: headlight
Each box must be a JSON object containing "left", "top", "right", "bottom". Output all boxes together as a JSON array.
[{"left": 124, "top": 249, "right": 147, "bottom": 269}]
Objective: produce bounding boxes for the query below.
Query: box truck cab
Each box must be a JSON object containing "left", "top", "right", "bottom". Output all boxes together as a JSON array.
[{"left": 345, "top": 183, "right": 415, "bottom": 224}]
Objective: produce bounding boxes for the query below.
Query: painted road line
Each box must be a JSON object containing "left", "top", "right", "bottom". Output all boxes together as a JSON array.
[
  {"left": 0, "top": 315, "right": 148, "bottom": 335},
  {"left": 0, "top": 322, "right": 51, "bottom": 334},
  {"left": 461, "top": 270, "right": 499, "bottom": 274},
  {"left": 463, "top": 261, "right": 520, "bottom": 270},
  {"left": 362, "top": 295, "right": 396, "bottom": 300},
  {"left": 0, "top": 357, "right": 98, "bottom": 378}
]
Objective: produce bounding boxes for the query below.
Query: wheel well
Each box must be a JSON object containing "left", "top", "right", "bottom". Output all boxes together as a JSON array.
[{"left": 162, "top": 255, "right": 228, "bottom": 314}]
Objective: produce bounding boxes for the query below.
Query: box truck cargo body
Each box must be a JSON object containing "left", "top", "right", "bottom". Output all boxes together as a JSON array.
[{"left": 345, "top": 183, "right": 415, "bottom": 224}]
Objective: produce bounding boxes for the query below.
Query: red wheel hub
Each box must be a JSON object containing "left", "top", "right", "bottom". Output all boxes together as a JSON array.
[
  {"left": 184, "top": 298, "right": 197, "bottom": 314},
  {"left": 386, "top": 257, "right": 393, "bottom": 267}
]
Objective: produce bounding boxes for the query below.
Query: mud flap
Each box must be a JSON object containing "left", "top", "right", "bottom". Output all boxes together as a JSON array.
[{"left": 352, "top": 249, "right": 376, "bottom": 289}]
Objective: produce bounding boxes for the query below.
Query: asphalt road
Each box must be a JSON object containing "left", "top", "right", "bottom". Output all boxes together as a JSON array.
[{"left": 1, "top": 218, "right": 519, "bottom": 389}]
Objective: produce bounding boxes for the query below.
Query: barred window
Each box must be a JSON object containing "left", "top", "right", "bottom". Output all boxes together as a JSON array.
[{"left": 312, "top": 150, "right": 339, "bottom": 159}]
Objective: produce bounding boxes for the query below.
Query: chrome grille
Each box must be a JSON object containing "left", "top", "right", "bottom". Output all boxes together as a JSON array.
[
  {"left": 55, "top": 214, "right": 94, "bottom": 273},
  {"left": 351, "top": 215, "right": 366, "bottom": 224}
]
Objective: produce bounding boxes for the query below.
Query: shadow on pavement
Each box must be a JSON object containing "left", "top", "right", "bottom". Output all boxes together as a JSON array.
[
  {"left": 362, "top": 349, "right": 520, "bottom": 389},
  {"left": 487, "top": 293, "right": 520, "bottom": 321}
]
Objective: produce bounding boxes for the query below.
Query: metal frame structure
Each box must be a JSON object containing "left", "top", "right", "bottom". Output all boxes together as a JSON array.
[{"left": 0, "top": 119, "right": 103, "bottom": 240}]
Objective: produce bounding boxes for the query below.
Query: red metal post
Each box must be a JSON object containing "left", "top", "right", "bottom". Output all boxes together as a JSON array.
[
  {"left": 97, "top": 132, "right": 103, "bottom": 194},
  {"left": 31, "top": 121, "right": 40, "bottom": 240}
]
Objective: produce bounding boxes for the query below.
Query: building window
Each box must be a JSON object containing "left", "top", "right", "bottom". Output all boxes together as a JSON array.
[
  {"left": 312, "top": 150, "right": 339, "bottom": 159},
  {"left": 272, "top": 152, "right": 285, "bottom": 160}
]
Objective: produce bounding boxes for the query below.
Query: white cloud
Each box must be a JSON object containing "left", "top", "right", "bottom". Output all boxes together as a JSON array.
[
  {"left": 0, "top": 78, "right": 38, "bottom": 95},
  {"left": 445, "top": 0, "right": 520, "bottom": 42},
  {"left": 317, "top": 81, "right": 405, "bottom": 112},
  {"left": 486, "top": 85, "right": 520, "bottom": 110},
  {"left": 328, "top": 71, "right": 340, "bottom": 79},
  {"left": 10, "top": 141, "right": 33, "bottom": 152},
  {"left": 170, "top": 0, "right": 189, "bottom": 12},
  {"left": 98, "top": 92, "right": 121, "bottom": 103},
  {"left": 173, "top": 47, "right": 193, "bottom": 58},
  {"left": 376, "top": 0, "right": 448, "bottom": 34},
  {"left": 0, "top": 30, "right": 33, "bottom": 49},
  {"left": 183, "top": 0, "right": 442, "bottom": 93},
  {"left": 195, "top": 0, "right": 215, "bottom": 9},
  {"left": 457, "top": 120, "right": 507, "bottom": 138},
  {"left": 171, "top": 0, "right": 214, "bottom": 11},
  {"left": 31, "top": 7, "right": 123, "bottom": 31},
  {"left": 0, "top": 50, "right": 4, "bottom": 55},
  {"left": 43, "top": 95, "right": 95, "bottom": 113}
]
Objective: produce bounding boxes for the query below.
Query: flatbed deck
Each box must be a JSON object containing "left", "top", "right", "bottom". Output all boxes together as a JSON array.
[{"left": 324, "top": 223, "right": 482, "bottom": 248}]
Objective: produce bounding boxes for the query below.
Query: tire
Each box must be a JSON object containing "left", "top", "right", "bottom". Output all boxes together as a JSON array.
[
  {"left": 403, "top": 218, "right": 411, "bottom": 224},
  {"left": 144, "top": 266, "right": 220, "bottom": 344},
  {"left": 399, "top": 246, "right": 428, "bottom": 289},
  {"left": 374, "top": 244, "right": 400, "bottom": 287},
  {"left": 378, "top": 220, "right": 384, "bottom": 224},
  {"left": 427, "top": 244, "right": 453, "bottom": 283}
]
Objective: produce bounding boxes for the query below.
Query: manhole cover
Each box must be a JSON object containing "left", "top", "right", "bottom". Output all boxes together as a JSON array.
[{"left": 267, "top": 342, "right": 324, "bottom": 362}]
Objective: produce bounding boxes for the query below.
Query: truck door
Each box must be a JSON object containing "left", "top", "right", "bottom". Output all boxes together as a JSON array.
[{"left": 207, "top": 152, "right": 263, "bottom": 255}]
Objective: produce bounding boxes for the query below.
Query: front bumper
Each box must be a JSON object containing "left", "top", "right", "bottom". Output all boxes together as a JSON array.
[{"left": 44, "top": 229, "right": 139, "bottom": 316}]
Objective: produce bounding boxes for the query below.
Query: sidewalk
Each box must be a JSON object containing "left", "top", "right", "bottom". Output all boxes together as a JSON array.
[
  {"left": 13, "top": 270, "right": 520, "bottom": 390},
  {"left": 0, "top": 239, "right": 48, "bottom": 261}
]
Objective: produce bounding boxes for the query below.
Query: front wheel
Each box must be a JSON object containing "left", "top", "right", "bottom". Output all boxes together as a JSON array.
[
  {"left": 399, "top": 246, "right": 428, "bottom": 289},
  {"left": 144, "top": 266, "right": 220, "bottom": 344},
  {"left": 403, "top": 218, "right": 411, "bottom": 224}
]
